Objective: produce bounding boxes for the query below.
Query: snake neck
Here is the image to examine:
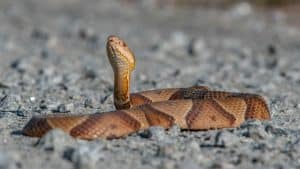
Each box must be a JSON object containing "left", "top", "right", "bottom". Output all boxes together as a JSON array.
[
  {"left": 113, "top": 71, "right": 132, "bottom": 109},
  {"left": 106, "top": 35, "right": 136, "bottom": 110}
]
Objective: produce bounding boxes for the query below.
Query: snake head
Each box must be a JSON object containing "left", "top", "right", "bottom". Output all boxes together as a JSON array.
[{"left": 106, "top": 35, "right": 136, "bottom": 72}]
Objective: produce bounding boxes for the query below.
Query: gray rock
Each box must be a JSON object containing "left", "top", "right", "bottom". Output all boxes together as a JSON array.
[
  {"left": 187, "top": 140, "right": 201, "bottom": 152},
  {"left": 36, "top": 129, "right": 75, "bottom": 152},
  {"left": 229, "top": 2, "right": 252, "bottom": 18},
  {"left": 170, "top": 31, "right": 189, "bottom": 47},
  {"left": 157, "top": 143, "right": 183, "bottom": 160},
  {"left": 65, "top": 103, "right": 75, "bottom": 112},
  {"left": 216, "top": 130, "right": 241, "bottom": 147},
  {"left": 198, "top": 131, "right": 239, "bottom": 148},
  {"left": 31, "top": 28, "right": 49, "bottom": 41},
  {"left": 140, "top": 126, "right": 167, "bottom": 141},
  {"left": 48, "top": 103, "right": 71, "bottom": 113},
  {"left": 188, "top": 37, "right": 207, "bottom": 56},
  {"left": 47, "top": 103, "right": 61, "bottom": 112},
  {"left": 167, "top": 125, "right": 181, "bottom": 137},
  {"left": 0, "top": 152, "right": 17, "bottom": 169},
  {"left": 265, "top": 124, "right": 288, "bottom": 137},
  {"left": 239, "top": 120, "right": 270, "bottom": 140},
  {"left": 10, "top": 59, "right": 27, "bottom": 73},
  {"left": 57, "top": 104, "right": 67, "bottom": 113},
  {"left": 209, "top": 162, "right": 235, "bottom": 169},
  {"left": 177, "top": 159, "right": 200, "bottom": 169},
  {"left": 160, "top": 159, "right": 176, "bottom": 169},
  {"left": 69, "top": 143, "right": 105, "bottom": 169}
]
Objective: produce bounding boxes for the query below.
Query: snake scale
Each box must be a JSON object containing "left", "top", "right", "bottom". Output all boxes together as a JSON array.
[{"left": 22, "top": 35, "right": 270, "bottom": 140}]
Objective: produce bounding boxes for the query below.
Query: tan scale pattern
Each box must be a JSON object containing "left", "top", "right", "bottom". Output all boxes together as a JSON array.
[
  {"left": 123, "top": 108, "right": 151, "bottom": 130},
  {"left": 186, "top": 99, "right": 240, "bottom": 129},
  {"left": 46, "top": 114, "right": 89, "bottom": 132},
  {"left": 22, "top": 117, "right": 52, "bottom": 137},
  {"left": 22, "top": 35, "right": 271, "bottom": 140},
  {"left": 70, "top": 111, "right": 140, "bottom": 139},
  {"left": 140, "top": 104, "right": 175, "bottom": 128},
  {"left": 149, "top": 100, "right": 193, "bottom": 128},
  {"left": 130, "top": 93, "right": 152, "bottom": 107},
  {"left": 243, "top": 97, "right": 270, "bottom": 120},
  {"left": 168, "top": 87, "right": 209, "bottom": 100},
  {"left": 138, "top": 88, "right": 179, "bottom": 102},
  {"left": 213, "top": 98, "right": 246, "bottom": 126},
  {"left": 203, "top": 91, "right": 231, "bottom": 99}
]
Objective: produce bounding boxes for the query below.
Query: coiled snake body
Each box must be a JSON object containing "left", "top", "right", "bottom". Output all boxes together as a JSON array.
[{"left": 22, "top": 35, "right": 270, "bottom": 140}]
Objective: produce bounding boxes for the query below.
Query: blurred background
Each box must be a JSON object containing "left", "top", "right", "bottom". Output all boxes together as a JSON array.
[{"left": 0, "top": 1, "right": 300, "bottom": 169}]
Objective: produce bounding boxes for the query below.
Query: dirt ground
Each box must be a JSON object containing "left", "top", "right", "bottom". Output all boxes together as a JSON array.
[{"left": 0, "top": 0, "right": 299, "bottom": 169}]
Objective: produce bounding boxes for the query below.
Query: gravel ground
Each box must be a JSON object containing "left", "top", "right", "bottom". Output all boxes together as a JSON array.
[{"left": 0, "top": 0, "right": 299, "bottom": 169}]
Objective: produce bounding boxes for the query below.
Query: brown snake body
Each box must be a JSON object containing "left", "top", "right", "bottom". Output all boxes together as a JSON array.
[{"left": 22, "top": 35, "right": 270, "bottom": 140}]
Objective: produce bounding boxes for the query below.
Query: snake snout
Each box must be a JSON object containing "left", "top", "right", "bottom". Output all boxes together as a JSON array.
[
  {"left": 107, "top": 35, "right": 127, "bottom": 50},
  {"left": 107, "top": 35, "right": 120, "bottom": 44}
]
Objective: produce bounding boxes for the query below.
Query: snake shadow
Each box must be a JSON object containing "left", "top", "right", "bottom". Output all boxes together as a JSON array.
[{"left": 11, "top": 130, "right": 23, "bottom": 136}]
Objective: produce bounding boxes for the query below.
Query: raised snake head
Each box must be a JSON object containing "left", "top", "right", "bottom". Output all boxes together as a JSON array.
[{"left": 106, "top": 35, "right": 136, "bottom": 72}]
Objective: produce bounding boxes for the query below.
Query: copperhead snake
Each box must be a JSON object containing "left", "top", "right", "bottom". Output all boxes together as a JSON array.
[{"left": 22, "top": 35, "right": 271, "bottom": 140}]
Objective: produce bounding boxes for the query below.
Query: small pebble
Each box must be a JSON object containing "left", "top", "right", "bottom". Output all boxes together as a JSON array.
[
  {"left": 84, "top": 98, "right": 94, "bottom": 108},
  {"left": 160, "top": 160, "right": 175, "bottom": 169},
  {"left": 83, "top": 67, "right": 97, "bottom": 79},
  {"left": 36, "top": 129, "right": 74, "bottom": 152},
  {"left": 29, "top": 97, "right": 36, "bottom": 102},
  {"left": 48, "top": 103, "right": 69, "bottom": 113},
  {"left": 65, "top": 103, "right": 75, "bottom": 112},
  {"left": 39, "top": 100, "right": 47, "bottom": 109},
  {"left": 177, "top": 159, "right": 199, "bottom": 169},
  {"left": 240, "top": 121, "right": 270, "bottom": 140},
  {"left": 157, "top": 144, "right": 182, "bottom": 160},
  {"left": 170, "top": 31, "right": 189, "bottom": 47},
  {"left": 210, "top": 162, "right": 235, "bottom": 169},
  {"left": 69, "top": 143, "right": 105, "bottom": 169},
  {"left": 167, "top": 125, "right": 181, "bottom": 137},
  {"left": 188, "top": 38, "right": 206, "bottom": 56},
  {"left": 265, "top": 124, "right": 287, "bottom": 137},
  {"left": 139, "top": 126, "right": 167, "bottom": 141},
  {"left": 40, "top": 49, "right": 49, "bottom": 58},
  {"left": 31, "top": 28, "right": 49, "bottom": 41},
  {"left": 267, "top": 44, "right": 277, "bottom": 55},
  {"left": 10, "top": 59, "right": 26, "bottom": 73},
  {"left": 57, "top": 104, "right": 66, "bottom": 113},
  {"left": 217, "top": 131, "right": 241, "bottom": 147},
  {"left": 229, "top": 2, "right": 252, "bottom": 18},
  {"left": 188, "top": 141, "right": 200, "bottom": 152},
  {"left": 78, "top": 28, "right": 95, "bottom": 40},
  {"left": 0, "top": 152, "right": 17, "bottom": 169}
]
